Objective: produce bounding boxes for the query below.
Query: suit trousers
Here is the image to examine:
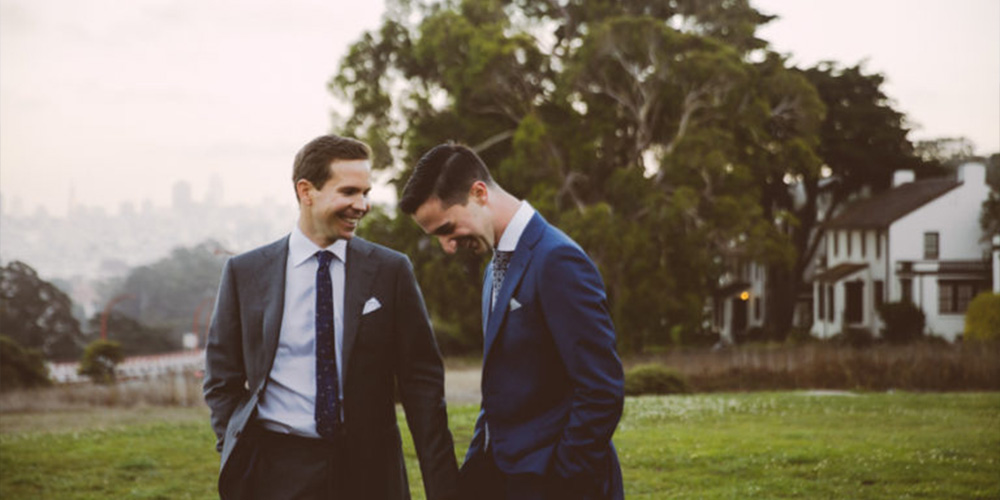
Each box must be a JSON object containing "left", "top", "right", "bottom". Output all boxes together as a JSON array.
[
  {"left": 459, "top": 449, "right": 588, "bottom": 500},
  {"left": 241, "top": 422, "right": 346, "bottom": 500}
]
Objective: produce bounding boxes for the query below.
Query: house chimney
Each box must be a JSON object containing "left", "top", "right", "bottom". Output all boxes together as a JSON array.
[
  {"left": 892, "top": 170, "right": 915, "bottom": 187},
  {"left": 957, "top": 162, "right": 986, "bottom": 186}
]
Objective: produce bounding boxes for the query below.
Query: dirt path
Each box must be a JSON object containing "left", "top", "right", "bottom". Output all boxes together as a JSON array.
[{"left": 444, "top": 367, "right": 481, "bottom": 405}]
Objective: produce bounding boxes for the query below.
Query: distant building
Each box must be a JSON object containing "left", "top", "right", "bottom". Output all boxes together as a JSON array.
[
  {"left": 172, "top": 181, "right": 193, "bottom": 211},
  {"left": 810, "top": 163, "right": 993, "bottom": 341}
]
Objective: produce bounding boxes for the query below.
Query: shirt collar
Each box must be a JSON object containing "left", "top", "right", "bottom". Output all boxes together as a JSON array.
[
  {"left": 289, "top": 225, "right": 348, "bottom": 267},
  {"left": 496, "top": 201, "right": 535, "bottom": 252}
]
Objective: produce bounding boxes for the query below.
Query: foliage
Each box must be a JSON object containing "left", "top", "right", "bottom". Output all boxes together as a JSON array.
[
  {"left": 878, "top": 301, "right": 926, "bottom": 343},
  {"left": 0, "top": 261, "right": 84, "bottom": 361},
  {"left": 830, "top": 327, "right": 875, "bottom": 349},
  {"left": 0, "top": 335, "right": 51, "bottom": 392},
  {"left": 3, "top": 394, "right": 999, "bottom": 499},
  {"left": 97, "top": 240, "right": 227, "bottom": 351},
  {"left": 965, "top": 292, "right": 1000, "bottom": 342},
  {"left": 333, "top": 0, "right": 824, "bottom": 353},
  {"left": 981, "top": 189, "right": 1000, "bottom": 240},
  {"left": 624, "top": 363, "right": 689, "bottom": 395},
  {"left": 77, "top": 340, "right": 124, "bottom": 384},
  {"left": 756, "top": 63, "right": 943, "bottom": 338},
  {"left": 85, "top": 311, "right": 178, "bottom": 356}
]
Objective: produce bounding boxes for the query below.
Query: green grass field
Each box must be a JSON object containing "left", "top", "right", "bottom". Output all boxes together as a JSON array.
[{"left": 1, "top": 392, "right": 998, "bottom": 499}]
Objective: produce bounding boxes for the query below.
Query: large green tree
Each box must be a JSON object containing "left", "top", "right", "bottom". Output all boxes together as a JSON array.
[
  {"left": 97, "top": 240, "right": 226, "bottom": 351},
  {"left": 340, "top": 0, "right": 821, "bottom": 352},
  {"left": 0, "top": 261, "right": 84, "bottom": 361},
  {"left": 756, "top": 63, "right": 945, "bottom": 337}
]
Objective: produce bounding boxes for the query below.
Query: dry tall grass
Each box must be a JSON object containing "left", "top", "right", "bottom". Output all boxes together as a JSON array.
[
  {"left": 0, "top": 371, "right": 204, "bottom": 413},
  {"left": 633, "top": 341, "right": 1000, "bottom": 392}
]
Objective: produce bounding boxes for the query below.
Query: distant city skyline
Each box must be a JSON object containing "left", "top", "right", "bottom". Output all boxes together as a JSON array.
[{"left": 1, "top": 0, "right": 997, "bottom": 217}]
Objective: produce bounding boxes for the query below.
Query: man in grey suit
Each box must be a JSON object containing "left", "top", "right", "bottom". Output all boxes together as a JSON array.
[{"left": 203, "top": 134, "right": 459, "bottom": 500}]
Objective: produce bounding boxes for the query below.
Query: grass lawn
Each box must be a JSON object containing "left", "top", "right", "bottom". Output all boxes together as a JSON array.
[{"left": 1, "top": 392, "right": 998, "bottom": 499}]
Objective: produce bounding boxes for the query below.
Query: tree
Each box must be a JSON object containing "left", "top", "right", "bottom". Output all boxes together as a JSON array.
[
  {"left": 335, "top": 0, "right": 816, "bottom": 352},
  {"left": 981, "top": 190, "right": 1000, "bottom": 240},
  {"left": 756, "top": 63, "right": 945, "bottom": 338},
  {"left": 85, "top": 311, "right": 178, "bottom": 356},
  {"left": 78, "top": 339, "right": 124, "bottom": 384},
  {"left": 0, "top": 261, "right": 84, "bottom": 361},
  {"left": 0, "top": 335, "right": 51, "bottom": 391},
  {"left": 97, "top": 240, "right": 227, "bottom": 350}
]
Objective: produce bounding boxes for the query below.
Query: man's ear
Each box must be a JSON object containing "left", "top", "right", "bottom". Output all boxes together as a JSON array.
[
  {"left": 296, "top": 179, "right": 315, "bottom": 205},
  {"left": 469, "top": 181, "right": 489, "bottom": 205}
]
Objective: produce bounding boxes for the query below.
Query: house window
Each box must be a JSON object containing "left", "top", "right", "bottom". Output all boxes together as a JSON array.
[
  {"left": 924, "top": 232, "right": 939, "bottom": 260},
  {"left": 874, "top": 280, "right": 884, "bottom": 310},
  {"left": 901, "top": 278, "right": 913, "bottom": 303},
  {"left": 833, "top": 231, "right": 839, "bottom": 257},
  {"left": 754, "top": 297, "right": 761, "bottom": 321},
  {"left": 845, "top": 281, "right": 864, "bottom": 323},
  {"left": 846, "top": 231, "right": 853, "bottom": 257},
  {"left": 861, "top": 231, "right": 867, "bottom": 258},
  {"left": 818, "top": 284, "right": 826, "bottom": 320},
  {"left": 939, "top": 280, "right": 987, "bottom": 314},
  {"left": 876, "top": 232, "right": 881, "bottom": 259}
]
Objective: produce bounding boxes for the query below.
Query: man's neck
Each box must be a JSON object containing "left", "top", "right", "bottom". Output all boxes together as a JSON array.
[{"left": 490, "top": 190, "right": 522, "bottom": 247}]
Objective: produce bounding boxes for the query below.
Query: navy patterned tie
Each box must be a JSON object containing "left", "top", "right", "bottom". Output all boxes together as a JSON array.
[
  {"left": 491, "top": 250, "right": 513, "bottom": 310},
  {"left": 314, "top": 250, "right": 340, "bottom": 439}
]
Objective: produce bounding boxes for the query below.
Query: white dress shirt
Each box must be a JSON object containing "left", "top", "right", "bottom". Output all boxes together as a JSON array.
[
  {"left": 492, "top": 201, "right": 535, "bottom": 309},
  {"left": 256, "top": 226, "right": 347, "bottom": 437}
]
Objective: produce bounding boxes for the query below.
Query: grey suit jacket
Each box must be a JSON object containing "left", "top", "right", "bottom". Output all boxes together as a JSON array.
[{"left": 203, "top": 235, "right": 458, "bottom": 499}]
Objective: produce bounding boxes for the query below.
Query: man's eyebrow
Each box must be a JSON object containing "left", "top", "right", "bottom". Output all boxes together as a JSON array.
[{"left": 432, "top": 222, "right": 455, "bottom": 236}]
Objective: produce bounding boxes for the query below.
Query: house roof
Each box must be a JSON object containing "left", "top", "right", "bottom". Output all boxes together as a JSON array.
[
  {"left": 812, "top": 263, "right": 867, "bottom": 283},
  {"left": 825, "top": 178, "right": 961, "bottom": 229}
]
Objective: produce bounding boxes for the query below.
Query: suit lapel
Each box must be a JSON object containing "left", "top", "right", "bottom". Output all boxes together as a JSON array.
[
  {"left": 483, "top": 213, "right": 546, "bottom": 362},
  {"left": 258, "top": 236, "right": 289, "bottom": 368},
  {"left": 342, "top": 237, "right": 377, "bottom": 387},
  {"left": 481, "top": 264, "right": 492, "bottom": 334}
]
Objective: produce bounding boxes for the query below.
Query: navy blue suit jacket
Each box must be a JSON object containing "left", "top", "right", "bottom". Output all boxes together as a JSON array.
[{"left": 469, "top": 212, "right": 624, "bottom": 499}]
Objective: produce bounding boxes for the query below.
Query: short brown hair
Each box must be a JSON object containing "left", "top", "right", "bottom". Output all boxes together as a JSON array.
[{"left": 292, "top": 135, "right": 371, "bottom": 200}]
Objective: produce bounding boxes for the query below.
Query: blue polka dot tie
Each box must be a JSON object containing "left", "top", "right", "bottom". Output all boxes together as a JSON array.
[
  {"left": 314, "top": 250, "right": 340, "bottom": 439},
  {"left": 491, "top": 250, "right": 513, "bottom": 310}
]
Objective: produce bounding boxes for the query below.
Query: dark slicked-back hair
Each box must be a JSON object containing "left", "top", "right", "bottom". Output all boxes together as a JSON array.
[
  {"left": 292, "top": 134, "right": 371, "bottom": 200},
  {"left": 399, "top": 143, "right": 496, "bottom": 214}
]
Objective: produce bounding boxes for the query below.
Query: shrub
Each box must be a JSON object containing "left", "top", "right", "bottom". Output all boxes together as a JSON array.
[
  {"left": 965, "top": 292, "right": 1000, "bottom": 342},
  {"left": 0, "top": 335, "right": 51, "bottom": 392},
  {"left": 78, "top": 340, "right": 124, "bottom": 384},
  {"left": 624, "top": 364, "right": 688, "bottom": 395},
  {"left": 830, "top": 327, "right": 875, "bottom": 348},
  {"left": 878, "top": 301, "right": 926, "bottom": 343},
  {"left": 786, "top": 327, "right": 817, "bottom": 344}
]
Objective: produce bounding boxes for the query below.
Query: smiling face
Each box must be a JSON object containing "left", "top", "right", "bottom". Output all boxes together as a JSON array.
[
  {"left": 412, "top": 182, "right": 494, "bottom": 255},
  {"left": 298, "top": 159, "right": 372, "bottom": 247}
]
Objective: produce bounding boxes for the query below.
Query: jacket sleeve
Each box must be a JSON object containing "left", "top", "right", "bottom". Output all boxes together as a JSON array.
[
  {"left": 202, "top": 259, "right": 248, "bottom": 452},
  {"left": 392, "top": 256, "right": 460, "bottom": 500},
  {"left": 538, "top": 244, "right": 625, "bottom": 483}
]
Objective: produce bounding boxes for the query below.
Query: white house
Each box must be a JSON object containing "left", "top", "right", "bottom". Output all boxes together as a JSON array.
[
  {"left": 711, "top": 261, "right": 767, "bottom": 342},
  {"left": 810, "top": 163, "right": 993, "bottom": 341}
]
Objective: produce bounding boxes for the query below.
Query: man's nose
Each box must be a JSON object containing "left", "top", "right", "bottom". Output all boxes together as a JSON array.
[{"left": 352, "top": 195, "right": 370, "bottom": 212}]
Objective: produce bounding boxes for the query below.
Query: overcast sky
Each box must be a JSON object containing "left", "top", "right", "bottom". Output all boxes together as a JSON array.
[{"left": 1, "top": 0, "right": 997, "bottom": 217}]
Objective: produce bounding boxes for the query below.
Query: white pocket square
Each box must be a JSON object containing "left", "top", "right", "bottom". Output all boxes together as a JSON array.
[
  {"left": 509, "top": 298, "right": 522, "bottom": 311},
  {"left": 363, "top": 297, "right": 382, "bottom": 315}
]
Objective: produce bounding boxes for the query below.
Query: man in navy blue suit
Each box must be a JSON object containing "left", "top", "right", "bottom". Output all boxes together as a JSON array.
[{"left": 400, "top": 143, "right": 625, "bottom": 500}]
